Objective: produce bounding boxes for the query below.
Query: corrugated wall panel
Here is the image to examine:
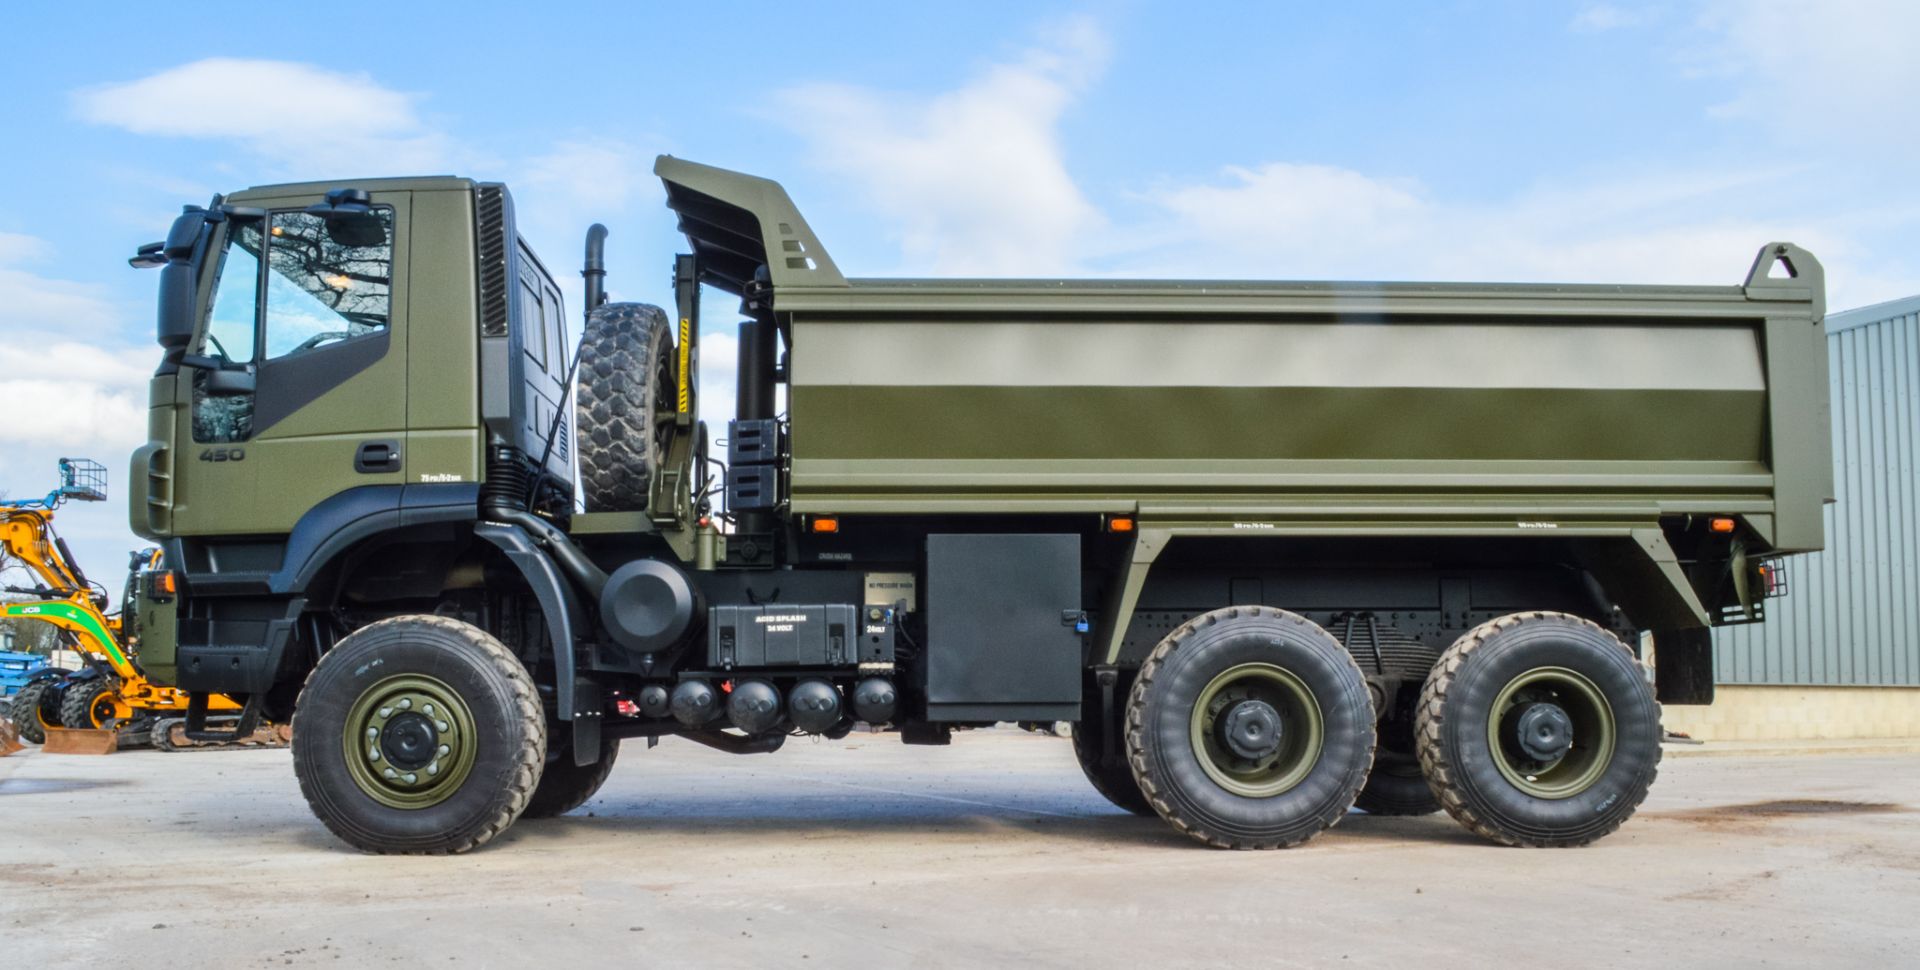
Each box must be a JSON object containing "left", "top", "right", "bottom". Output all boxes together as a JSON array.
[{"left": 1714, "top": 299, "right": 1920, "bottom": 686}]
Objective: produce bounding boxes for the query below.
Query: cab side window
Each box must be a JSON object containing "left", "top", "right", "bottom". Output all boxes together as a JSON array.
[
  {"left": 518, "top": 279, "right": 547, "bottom": 369},
  {"left": 191, "top": 205, "right": 396, "bottom": 443},
  {"left": 262, "top": 209, "right": 394, "bottom": 360}
]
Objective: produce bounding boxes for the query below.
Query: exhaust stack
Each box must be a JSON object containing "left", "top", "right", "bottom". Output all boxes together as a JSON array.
[{"left": 582, "top": 223, "right": 608, "bottom": 318}]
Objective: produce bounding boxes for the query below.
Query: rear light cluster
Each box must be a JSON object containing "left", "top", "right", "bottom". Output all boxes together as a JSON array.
[{"left": 1758, "top": 561, "right": 1789, "bottom": 598}]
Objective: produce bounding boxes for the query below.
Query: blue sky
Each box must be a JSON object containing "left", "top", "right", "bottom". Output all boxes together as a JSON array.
[{"left": 2, "top": 0, "right": 1915, "bottom": 582}]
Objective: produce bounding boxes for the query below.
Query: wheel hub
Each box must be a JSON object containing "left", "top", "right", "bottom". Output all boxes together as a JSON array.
[
  {"left": 379, "top": 711, "right": 439, "bottom": 770},
  {"left": 342, "top": 676, "right": 477, "bottom": 809},
  {"left": 1189, "top": 662, "right": 1325, "bottom": 799},
  {"left": 1513, "top": 702, "right": 1573, "bottom": 763},
  {"left": 1220, "top": 700, "right": 1284, "bottom": 760},
  {"left": 1486, "top": 665, "right": 1618, "bottom": 800}
]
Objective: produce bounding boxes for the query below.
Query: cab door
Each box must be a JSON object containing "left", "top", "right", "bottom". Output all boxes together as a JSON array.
[{"left": 170, "top": 191, "right": 411, "bottom": 536}]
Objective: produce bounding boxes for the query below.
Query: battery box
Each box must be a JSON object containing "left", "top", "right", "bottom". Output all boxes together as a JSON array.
[{"left": 708, "top": 604, "right": 893, "bottom": 668}]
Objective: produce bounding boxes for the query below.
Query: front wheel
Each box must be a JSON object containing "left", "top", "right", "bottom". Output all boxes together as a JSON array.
[
  {"left": 1415, "top": 611, "right": 1661, "bottom": 847},
  {"left": 1126, "top": 607, "right": 1375, "bottom": 849},
  {"left": 59, "top": 678, "right": 123, "bottom": 730},
  {"left": 292, "top": 616, "right": 546, "bottom": 854}
]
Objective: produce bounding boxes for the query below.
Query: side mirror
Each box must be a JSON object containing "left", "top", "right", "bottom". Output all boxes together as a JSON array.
[
  {"left": 129, "top": 241, "right": 165, "bottom": 269},
  {"left": 156, "top": 207, "right": 212, "bottom": 349}
]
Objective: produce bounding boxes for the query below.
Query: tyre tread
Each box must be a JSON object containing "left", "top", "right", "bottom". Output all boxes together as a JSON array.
[
  {"left": 1124, "top": 606, "right": 1374, "bottom": 850},
  {"left": 58, "top": 678, "right": 117, "bottom": 730},
  {"left": 292, "top": 614, "right": 546, "bottom": 855},
  {"left": 1414, "top": 610, "right": 1662, "bottom": 848},
  {"left": 576, "top": 303, "right": 673, "bottom": 513}
]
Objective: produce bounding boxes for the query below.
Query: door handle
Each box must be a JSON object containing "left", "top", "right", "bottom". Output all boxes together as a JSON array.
[{"left": 354, "top": 439, "right": 401, "bottom": 474}]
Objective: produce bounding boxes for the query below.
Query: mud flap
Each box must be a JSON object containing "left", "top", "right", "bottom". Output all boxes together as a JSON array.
[{"left": 1653, "top": 627, "right": 1715, "bottom": 705}]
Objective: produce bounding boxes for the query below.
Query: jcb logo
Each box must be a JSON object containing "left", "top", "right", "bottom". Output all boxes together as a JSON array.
[{"left": 198, "top": 448, "right": 246, "bottom": 463}]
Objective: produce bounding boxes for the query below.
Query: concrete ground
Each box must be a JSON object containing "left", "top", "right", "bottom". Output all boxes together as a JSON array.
[{"left": 2, "top": 730, "right": 1917, "bottom": 968}]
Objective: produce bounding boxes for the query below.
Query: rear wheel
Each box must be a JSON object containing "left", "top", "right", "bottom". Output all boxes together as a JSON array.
[
  {"left": 1126, "top": 607, "right": 1375, "bottom": 849},
  {"left": 522, "top": 736, "right": 621, "bottom": 819},
  {"left": 1416, "top": 611, "right": 1660, "bottom": 847},
  {"left": 1353, "top": 751, "right": 1437, "bottom": 816},
  {"left": 59, "top": 678, "right": 122, "bottom": 730},
  {"left": 1354, "top": 635, "right": 1442, "bottom": 817},
  {"left": 1071, "top": 710, "right": 1153, "bottom": 816},
  {"left": 292, "top": 615, "right": 545, "bottom": 854},
  {"left": 576, "top": 302, "right": 676, "bottom": 513},
  {"left": 8, "top": 680, "right": 56, "bottom": 744}
]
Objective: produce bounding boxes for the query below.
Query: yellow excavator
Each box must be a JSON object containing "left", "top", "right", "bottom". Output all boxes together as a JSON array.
[{"left": 1, "top": 459, "right": 281, "bottom": 749}]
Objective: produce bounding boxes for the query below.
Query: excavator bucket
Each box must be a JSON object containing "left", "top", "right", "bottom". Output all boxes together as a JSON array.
[
  {"left": 0, "top": 716, "right": 22, "bottom": 756},
  {"left": 43, "top": 726, "right": 117, "bottom": 755}
]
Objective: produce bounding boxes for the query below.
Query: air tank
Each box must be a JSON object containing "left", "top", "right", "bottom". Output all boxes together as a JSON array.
[
  {"left": 727, "top": 680, "right": 783, "bottom": 735},
  {"left": 787, "top": 680, "right": 843, "bottom": 734}
]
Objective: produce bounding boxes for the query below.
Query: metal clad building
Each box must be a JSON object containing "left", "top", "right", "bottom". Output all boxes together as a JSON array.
[{"left": 1715, "top": 294, "right": 1920, "bottom": 686}]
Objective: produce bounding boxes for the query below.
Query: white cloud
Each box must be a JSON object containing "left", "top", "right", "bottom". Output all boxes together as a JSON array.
[
  {"left": 0, "top": 249, "right": 130, "bottom": 471},
  {"left": 0, "top": 235, "right": 150, "bottom": 577},
  {"left": 1571, "top": 4, "right": 1654, "bottom": 32},
  {"left": 1119, "top": 161, "right": 1912, "bottom": 306},
  {"left": 512, "top": 138, "right": 662, "bottom": 288},
  {"left": 0, "top": 231, "right": 48, "bottom": 263},
  {"left": 759, "top": 14, "right": 1909, "bottom": 308},
  {"left": 774, "top": 17, "right": 1108, "bottom": 275},
  {"left": 73, "top": 58, "right": 459, "bottom": 176},
  {"left": 524, "top": 139, "right": 654, "bottom": 214},
  {"left": 1690, "top": 0, "right": 1920, "bottom": 150}
]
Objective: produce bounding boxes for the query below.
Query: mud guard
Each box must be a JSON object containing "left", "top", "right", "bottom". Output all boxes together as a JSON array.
[{"left": 474, "top": 521, "right": 602, "bottom": 766}]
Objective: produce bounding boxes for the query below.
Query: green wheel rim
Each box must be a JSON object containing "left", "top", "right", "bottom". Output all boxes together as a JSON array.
[
  {"left": 1486, "top": 666, "right": 1616, "bottom": 799},
  {"left": 1189, "top": 662, "right": 1325, "bottom": 798},
  {"left": 341, "top": 674, "right": 479, "bottom": 810}
]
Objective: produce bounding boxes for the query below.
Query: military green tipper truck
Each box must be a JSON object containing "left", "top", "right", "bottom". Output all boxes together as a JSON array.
[{"left": 124, "top": 157, "right": 1829, "bottom": 853}]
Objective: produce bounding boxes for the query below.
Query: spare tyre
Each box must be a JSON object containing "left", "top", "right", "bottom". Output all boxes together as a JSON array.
[{"left": 576, "top": 302, "right": 676, "bottom": 512}]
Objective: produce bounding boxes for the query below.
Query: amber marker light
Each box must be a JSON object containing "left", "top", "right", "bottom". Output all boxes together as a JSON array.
[
  {"left": 155, "top": 572, "right": 177, "bottom": 596},
  {"left": 1709, "top": 517, "right": 1736, "bottom": 534},
  {"left": 811, "top": 516, "right": 840, "bottom": 534},
  {"left": 1106, "top": 515, "right": 1136, "bottom": 533}
]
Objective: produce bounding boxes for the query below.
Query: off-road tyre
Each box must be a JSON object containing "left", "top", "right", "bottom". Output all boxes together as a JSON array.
[
  {"left": 576, "top": 302, "right": 676, "bottom": 513},
  {"left": 1415, "top": 611, "right": 1661, "bottom": 848},
  {"left": 1126, "top": 606, "right": 1376, "bottom": 849},
  {"left": 1354, "top": 753, "right": 1440, "bottom": 816},
  {"left": 8, "top": 680, "right": 56, "bottom": 744},
  {"left": 1071, "top": 712, "right": 1153, "bottom": 816},
  {"left": 522, "top": 735, "right": 621, "bottom": 819},
  {"left": 59, "top": 678, "right": 119, "bottom": 730},
  {"left": 292, "top": 615, "right": 546, "bottom": 854}
]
